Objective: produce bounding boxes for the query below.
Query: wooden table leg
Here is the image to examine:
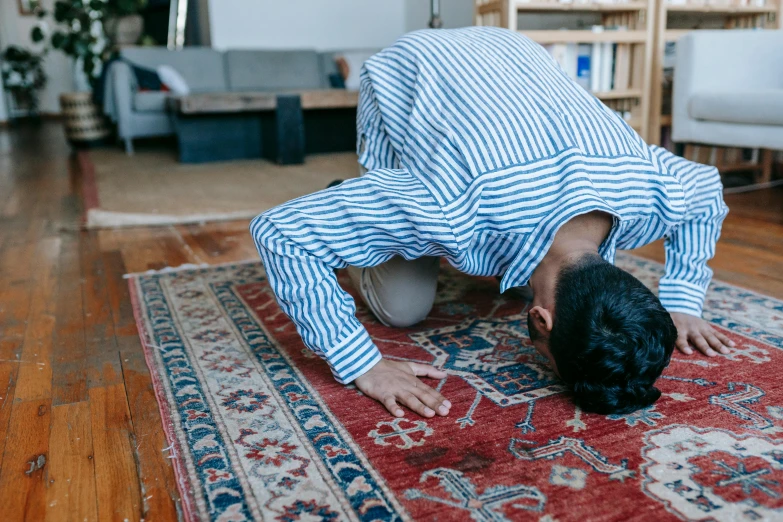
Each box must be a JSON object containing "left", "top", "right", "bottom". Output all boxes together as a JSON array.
[
  {"left": 760, "top": 148, "right": 774, "bottom": 184},
  {"left": 275, "top": 95, "right": 305, "bottom": 165}
]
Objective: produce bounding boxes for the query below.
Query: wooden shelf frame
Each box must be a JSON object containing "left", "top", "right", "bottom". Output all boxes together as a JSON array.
[
  {"left": 665, "top": 3, "right": 778, "bottom": 13},
  {"left": 649, "top": 0, "right": 782, "bottom": 145},
  {"left": 520, "top": 29, "right": 649, "bottom": 43},
  {"left": 479, "top": 0, "right": 650, "bottom": 12},
  {"left": 475, "top": 0, "right": 656, "bottom": 141}
]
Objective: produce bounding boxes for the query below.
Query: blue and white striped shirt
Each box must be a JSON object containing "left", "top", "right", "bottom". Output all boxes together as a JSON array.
[{"left": 250, "top": 27, "right": 728, "bottom": 384}]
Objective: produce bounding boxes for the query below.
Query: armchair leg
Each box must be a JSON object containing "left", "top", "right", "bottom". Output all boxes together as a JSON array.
[
  {"left": 124, "top": 138, "right": 134, "bottom": 155},
  {"left": 759, "top": 149, "right": 774, "bottom": 184}
]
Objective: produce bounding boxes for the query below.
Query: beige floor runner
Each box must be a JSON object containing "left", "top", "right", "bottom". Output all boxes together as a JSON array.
[{"left": 82, "top": 147, "right": 358, "bottom": 228}]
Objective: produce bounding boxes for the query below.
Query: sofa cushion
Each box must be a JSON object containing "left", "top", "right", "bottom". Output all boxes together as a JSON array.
[
  {"left": 120, "top": 47, "right": 227, "bottom": 92},
  {"left": 134, "top": 91, "right": 169, "bottom": 113},
  {"left": 690, "top": 90, "right": 783, "bottom": 126},
  {"left": 225, "top": 50, "right": 323, "bottom": 92}
]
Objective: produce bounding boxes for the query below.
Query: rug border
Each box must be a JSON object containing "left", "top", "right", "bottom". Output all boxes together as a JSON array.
[{"left": 127, "top": 275, "right": 200, "bottom": 522}]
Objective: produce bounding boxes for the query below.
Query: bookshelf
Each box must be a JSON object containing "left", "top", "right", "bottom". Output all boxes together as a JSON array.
[
  {"left": 649, "top": 0, "right": 782, "bottom": 146},
  {"left": 475, "top": 0, "right": 656, "bottom": 141}
]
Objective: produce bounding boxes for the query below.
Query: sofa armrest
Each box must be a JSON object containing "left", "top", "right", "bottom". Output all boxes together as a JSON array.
[
  {"left": 109, "top": 61, "right": 138, "bottom": 139},
  {"left": 672, "top": 30, "right": 783, "bottom": 143}
]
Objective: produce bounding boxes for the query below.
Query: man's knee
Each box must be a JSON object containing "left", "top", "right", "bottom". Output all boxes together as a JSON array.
[
  {"left": 360, "top": 256, "right": 439, "bottom": 328},
  {"left": 382, "top": 290, "right": 436, "bottom": 328}
]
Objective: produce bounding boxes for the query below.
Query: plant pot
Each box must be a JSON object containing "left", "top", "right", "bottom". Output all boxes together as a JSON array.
[
  {"left": 105, "top": 14, "right": 145, "bottom": 47},
  {"left": 59, "top": 92, "right": 110, "bottom": 145}
]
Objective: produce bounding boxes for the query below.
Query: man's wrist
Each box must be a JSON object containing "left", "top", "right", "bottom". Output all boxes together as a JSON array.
[
  {"left": 659, "top": 279, "right": 706, "bottom": 317},
  {"left": 326, "top": 324, "right": 382, "bottom": 384}
]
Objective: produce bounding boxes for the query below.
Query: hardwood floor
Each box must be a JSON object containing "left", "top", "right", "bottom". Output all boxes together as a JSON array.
[{"left": 0, "top": 122, "right": 781, "bottom": 521}]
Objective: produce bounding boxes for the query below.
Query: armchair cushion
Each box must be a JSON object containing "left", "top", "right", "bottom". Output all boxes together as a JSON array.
[
  {"left": 690, "top": 90, "right": 783, "bottom": 126},
  {"left": 134, "top": 91, "right": 169, "bottom": 113}
]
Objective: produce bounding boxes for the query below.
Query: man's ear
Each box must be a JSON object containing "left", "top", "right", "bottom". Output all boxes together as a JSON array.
[{"left": 529, "top": 306, "right": 554, "bottom": 334}]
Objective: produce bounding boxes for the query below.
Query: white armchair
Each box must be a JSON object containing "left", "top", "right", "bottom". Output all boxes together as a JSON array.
[{"left": 672, "top": 30, "right": 783, "bottom": 182}]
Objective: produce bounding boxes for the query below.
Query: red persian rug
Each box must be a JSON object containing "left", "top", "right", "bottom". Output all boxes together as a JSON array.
[{"left": 129, "top": 254, "right": 783, "bottom": 522}]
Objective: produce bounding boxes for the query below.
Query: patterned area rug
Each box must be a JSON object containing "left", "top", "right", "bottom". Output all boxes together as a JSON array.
[{"left": 129, "top": 254, "right": 783, "bottom": 522}]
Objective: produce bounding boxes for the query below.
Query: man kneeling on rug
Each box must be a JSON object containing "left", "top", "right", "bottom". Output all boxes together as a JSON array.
[{"left": 250, "top": 27, "right": 731, "bottom": 418}]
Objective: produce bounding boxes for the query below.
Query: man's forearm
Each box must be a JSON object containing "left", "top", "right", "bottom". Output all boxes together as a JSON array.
[{"left": 250, "top": 215, "right": 382, "bottom": 383}]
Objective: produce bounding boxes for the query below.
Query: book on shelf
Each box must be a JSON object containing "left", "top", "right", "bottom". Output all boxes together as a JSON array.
[
  {"left": 544, "top": 25, "right": 629, "bottom": 94},
  {"left": 576, "top": 44, "right": 592, "bottom": 90},
  {"left": 589, "top": 26, "right": 604, "bottom": 92},
  {"left": 613, "top": 43, "right": 631, "bottom": 90}
]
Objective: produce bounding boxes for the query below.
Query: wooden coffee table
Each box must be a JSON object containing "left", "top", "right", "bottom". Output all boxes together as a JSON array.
[{"left": 168, "top": 90, "right": 359, "bottom": 164}]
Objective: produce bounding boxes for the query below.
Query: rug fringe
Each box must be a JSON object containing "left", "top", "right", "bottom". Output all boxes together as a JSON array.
[{"left": 123, "top": 258, "right": 261, "bottom": 279}]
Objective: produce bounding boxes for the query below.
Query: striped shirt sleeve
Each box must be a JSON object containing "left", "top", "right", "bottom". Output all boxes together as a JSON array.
[
  {"left": 655, "top": 148, "right": 729, "bottom": 316},
  {"left": 356, "top": 69, "right": 400, "bottom": 171},
  {"left": 249, "top": 169, "right": 456, "bottom": 384}
]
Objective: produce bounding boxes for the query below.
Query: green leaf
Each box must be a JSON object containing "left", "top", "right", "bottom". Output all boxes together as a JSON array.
[
  {"left": 30, "top": 26, "right": 45, "bottom": 43},
  {"left": 51, "top": 31, "right": 67, "bottom": 49},
  {"left": 53, "top": 2, "right": 70, "bottom": 23},
  {"left": 83, "top": 57, "right": 95, "bottom": 76}
]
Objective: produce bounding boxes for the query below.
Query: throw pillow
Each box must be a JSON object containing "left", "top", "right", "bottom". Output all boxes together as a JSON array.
[
  {"left": 334, "top": 51, "right": 375, "bottom": 91},
  {"left": 157, "top": 65, "right": 190, "bottom": 95}
]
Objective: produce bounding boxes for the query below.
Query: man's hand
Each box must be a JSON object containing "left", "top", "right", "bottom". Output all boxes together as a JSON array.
[
  {"left": 354, "top": 359, "right": 451, "bottom": 418},
  {"left": 670, "top": 312, "right": 736, "bottom": 357}
]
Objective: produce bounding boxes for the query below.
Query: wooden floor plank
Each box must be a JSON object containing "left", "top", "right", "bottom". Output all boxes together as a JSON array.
[
  {"left": 0, "top": 398, "right": 52, "bottom": 522},
  {"left": 45, "top": 401, "right": 98, "bottom": 522},
  {"left": 51, "top": 233, "right": 88, "bottom": 406},
  {"left": 14, "top": 237, "right": 61, "bottom": 402},
  {"left": 0, "top": 243, "right": 37, "bottom": 468},
  {"left": 120, "top": 353, "right": 181, "bottom": 522},
  {"left": 80, "top": 232, "right": 124, "bottom": 390},
  {"left": 89, "top": 383, "right": 142, "bottom": 522}
]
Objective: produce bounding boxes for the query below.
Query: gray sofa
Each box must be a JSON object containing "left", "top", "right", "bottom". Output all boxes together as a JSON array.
[
  {"left": 105, "top": 47, "right": 369, "bottom": 154},
  {"left": 672, "top": 30, "right": 783, "bottom": 151}
]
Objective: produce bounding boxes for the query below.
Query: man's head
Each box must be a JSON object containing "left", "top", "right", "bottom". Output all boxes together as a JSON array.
[{"left": 526, "top": 254, "right": 676, "bottom": 415}]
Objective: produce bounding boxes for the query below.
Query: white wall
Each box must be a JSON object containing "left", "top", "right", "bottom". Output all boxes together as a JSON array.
[
  {"left": 0, "top": 0, "right": 73, "bottom": 115},
  {"left": 208, "top": 0, "right": 407, "bottom": 50},
  {"left": 405, "top": 0, "right": 474, "bottom": 32}
]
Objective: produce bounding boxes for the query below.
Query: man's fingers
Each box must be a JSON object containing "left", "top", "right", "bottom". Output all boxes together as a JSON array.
[
  {"left": 713, "top": 329, "right": 736, "bottom": 348},
  {"left": 408, "top": 362, "right": 447, "bottom": 380},
  {"left": 409, "top": 380, "right": 450, "bottom": 416},
  {"left": 381, "top": 395, "right": 404, "bottom": 418},
  {"left": 399, "top": 391, "right": 435, "bottom": 418},
  {"left": 690, "top": 334, "right": 717, "bottom": 357},
  {"left": 703, "top": 329, "right": 730, "bottom": 355},
  {"left": 676, "top": 336, "right": 693, "bottom": 355}
]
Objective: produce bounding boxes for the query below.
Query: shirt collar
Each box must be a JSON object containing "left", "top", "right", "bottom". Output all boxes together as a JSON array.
[{"left": 499, "top": 204, "right": 621, "bottom": 293}]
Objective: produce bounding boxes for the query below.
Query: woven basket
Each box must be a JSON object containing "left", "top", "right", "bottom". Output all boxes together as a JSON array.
[{"left": 59, "top": 92, "right": 110, "bottom": 143}]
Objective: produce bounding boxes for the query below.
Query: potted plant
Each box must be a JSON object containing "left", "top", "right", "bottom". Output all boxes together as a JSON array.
[
  {"left": 29, "top": 0, "right": 147, "bottom": 144},
  {"left": 0, "top": 45, "right": 47, "bottom": 119}
]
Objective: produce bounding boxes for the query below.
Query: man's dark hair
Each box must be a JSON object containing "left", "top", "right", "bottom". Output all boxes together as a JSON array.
[{"left": 542, "top": 254, "right": 677, "bottom": 415}]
